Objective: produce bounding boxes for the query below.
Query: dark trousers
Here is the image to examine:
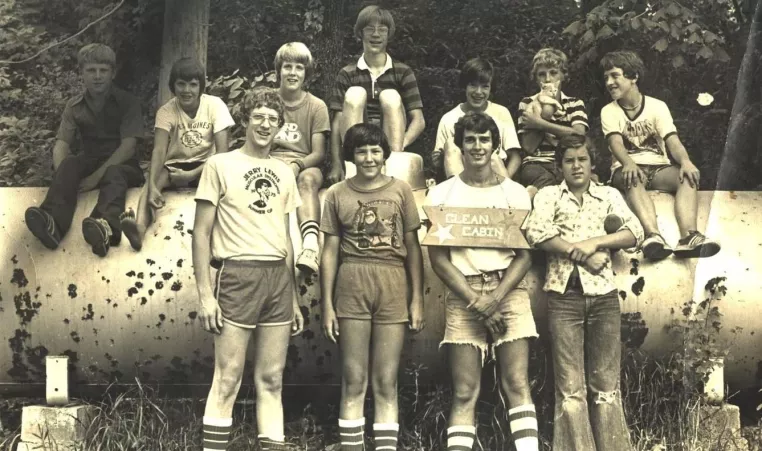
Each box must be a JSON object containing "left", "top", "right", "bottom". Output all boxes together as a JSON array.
[{"left": 40, "top": 153, "right": 144, "bottom": 244}]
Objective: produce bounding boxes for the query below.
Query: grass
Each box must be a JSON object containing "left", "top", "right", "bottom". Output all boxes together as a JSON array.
[{"left": 0, "top": 346, "right": 749, "bottom": 451}]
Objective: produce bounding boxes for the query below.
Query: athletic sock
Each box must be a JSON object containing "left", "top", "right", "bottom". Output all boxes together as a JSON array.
[
  {"left": 300, "top": 220, "right": 319, "bottom": 250},
  {"left": 258, "top": 434, "right": 288, "bottom": 450},
  {"left": 202, "top": 416, "right": 232, "bottom": 451},
  {"left": 339, "top": 417, "right": 365, "bottom": 450},
  {"left": 508, "top": 404, "right": 539, "bottom": 451},
  {"left": 372, "top": 423, "right": 398, "bottom": 450},
  {"left": 446, "top": 425, "right": 476, "bottom": 451}
]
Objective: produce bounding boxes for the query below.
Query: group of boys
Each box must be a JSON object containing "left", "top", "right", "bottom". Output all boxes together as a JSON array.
[{"left": 22, "top": 4, "right": 721, "bottom": 451}]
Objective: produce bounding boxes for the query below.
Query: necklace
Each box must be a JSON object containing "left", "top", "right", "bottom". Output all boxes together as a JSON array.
[{"left": 620, "top": 95, "right": 643, "bottom": 111}]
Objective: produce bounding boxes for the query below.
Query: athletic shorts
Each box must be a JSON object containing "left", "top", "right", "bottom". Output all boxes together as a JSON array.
[
  {"left": 610, "top": 164, "right": 674, "bottom": 190},
  {"left": 441, "top": 270, "right": 538, "bottom": 362},
  {"left": 214, "top": 259, "right": 294, "bottom": 328},
  {"left": 334, "top": 260, "right": 409, "bottom": 324}
]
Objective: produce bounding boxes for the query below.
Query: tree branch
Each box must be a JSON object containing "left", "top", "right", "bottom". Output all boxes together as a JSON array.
[{"left": 0, "top": 0, "right": 127, "bottom": 66}]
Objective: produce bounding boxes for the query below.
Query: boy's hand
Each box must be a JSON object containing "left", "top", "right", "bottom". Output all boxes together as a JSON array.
[
  {"left": 78, "top": 174, "right": 99, "bottom": 192},
  {"left": 679, "top": 161, "right": 700, "bottom": 188},
  {"left": 568, "top": 239, "right": 599, "bottom": 263},
  {"left": 521, "top": 101, "right": 544, "bottom": 129},
  {"left": 327, "top": 165, "right": 344, "bottom": 185},
  {"left": 322, "top": 306, "right": 340, "bottom": 343},
  {"left": 485, "top": 311, "right": 507, "bottom": 336},
  {"left": 291, "top": 302, "right": 304, "bottom": 336},
  {"left": 167, "top": 165, "right": 203, "bottom": 186},
  {"left": 408, "top": 298, "right": 425, "bottom": 333},
  {"left": 621, "top": 163, "right": 645, "bottom": 189},
  {"left": 199, "top": 294, "right": 224, "bottom": 334},
  {"left": 467, "top": 293, "right": 499, "bottom": 320},
  {"left": 148, "top": 185, "right": 166, "bottom": 209},
  {"left": 584, "top": 250, "right": 610, "bottom": 275}
]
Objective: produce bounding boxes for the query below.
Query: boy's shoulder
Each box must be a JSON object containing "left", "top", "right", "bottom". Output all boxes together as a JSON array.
[{"left": 644, "top": 95, "right": 670, "bottom": 111}]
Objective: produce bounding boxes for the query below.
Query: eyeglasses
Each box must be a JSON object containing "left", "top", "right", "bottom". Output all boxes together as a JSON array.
[
  {"left": 249, "top": 114, "right": 280, "bottom": 127},
  {"left": 362, "top": 26, "right": 389, "bottom": 36}
]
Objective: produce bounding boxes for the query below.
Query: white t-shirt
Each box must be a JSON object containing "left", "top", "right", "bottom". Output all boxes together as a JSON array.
[
  {"left": 423, "top": 175, "right": 531, "bottom": 276},
  {"left": 433, "top": 102, "right": 520, "bottom": 162},
  {"left": 195, "top": 150, "right": 301, "bottom": 261},
  {"left": 155, "top": 94, "right": 235, "bottom": 165},
  {"left": 601, "top": 95, "right": 677, "bottom": 170}
]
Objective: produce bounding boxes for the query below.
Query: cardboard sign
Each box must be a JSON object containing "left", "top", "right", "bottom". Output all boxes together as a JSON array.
[{"left": 422, "top": 206, "right": 530, "bottom": 249}]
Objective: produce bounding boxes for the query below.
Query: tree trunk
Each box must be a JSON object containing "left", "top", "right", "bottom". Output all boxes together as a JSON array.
[
  {"left": 716, "top": 0, "right": 762, "bottom": 189},
  {"left": 158, "top": 0, "right": 210, "bottom": 106}
]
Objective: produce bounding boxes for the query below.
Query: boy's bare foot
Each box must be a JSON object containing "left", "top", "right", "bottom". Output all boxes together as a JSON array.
[{"left": 120, "top": 208, "right": 144, "bottom": 251}]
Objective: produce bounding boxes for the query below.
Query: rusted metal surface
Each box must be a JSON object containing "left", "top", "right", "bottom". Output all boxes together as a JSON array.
[{"left": 1, "top": 189, "right": 760, "bottom": 392}]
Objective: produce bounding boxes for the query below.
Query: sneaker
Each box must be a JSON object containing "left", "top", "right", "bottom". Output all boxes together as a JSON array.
[
  {"left": 119, "top": 208, "right": 143, "bottom": 251},
  {"left": 642, "top": 233, "right": 673, "bottom": 260},
  {"left": 603, "top": 213, "right": 625, "bottom": 234},
  {"left": 25, "top": 207, "right": 61, "bottom": 250},
  {"left": 82, "top": 217, "right": 112, "bottom": 257},
  {"left": 295, "top": 248, "right": 319, "bottom": 274},
  {"left": 674, "top": 231, "right": 721, "bottom": 258}
]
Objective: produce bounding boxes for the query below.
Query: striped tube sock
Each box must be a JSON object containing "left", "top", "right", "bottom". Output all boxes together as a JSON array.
[
  {"left": 446, "top": 425, "right": 476, "bottom": 451},
  {"left": 508, "top": 404, "right": 539, "bottom": 451},
  {"left": 258, "top": 434, "right": 288, "bottom": 450},
  {"left": 300, "top": 220, "right": 319, "bottom": 250},
  {"left": 202, "top": 416, "right": 232, "bottom": 451},
  {"left": 339, "top": 417, "right": 365, "bottom": 450},
  {"left": 373, "top": 423, "right": 399, "bottom": 450}
]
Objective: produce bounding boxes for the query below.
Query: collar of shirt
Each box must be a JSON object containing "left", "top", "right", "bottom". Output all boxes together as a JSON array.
[
  {"left": 558, "top": 179, "right": 606, "bottom": 203},
  {"left": 357, "top": 53, "right": 393, "bottom": 80}
]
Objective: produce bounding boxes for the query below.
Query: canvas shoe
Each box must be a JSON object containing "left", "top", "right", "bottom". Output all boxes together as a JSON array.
[
  {"left": 296, "top": 248, "right": 319, "bottom": 274},
  {"left": 674, "top": 231, "right": 721, "bottom": 258},
  {"left": 25, "top": 207, "right": 61, "bottom": 250},
  {"left": 642, "top": 233, "right": 672, "bottom": 260},
  {"left": 82, "top": 217, "right": 112, "bottom": 257}
]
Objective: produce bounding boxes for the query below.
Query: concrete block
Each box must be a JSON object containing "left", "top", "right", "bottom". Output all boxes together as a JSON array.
[
  {"left": 21, "top": 405, "right": 94, "bottom": 445},
  {"left": 691, "top": 404, "right": 749, "bottom": 451}
]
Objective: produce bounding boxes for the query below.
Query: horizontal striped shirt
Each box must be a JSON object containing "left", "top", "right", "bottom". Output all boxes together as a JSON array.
[
  {"left": 329, "top": 54, "right": 423, "bottom": 121},
  {"left": 517, "top": 91, "right": 588, "bottom": 164}
]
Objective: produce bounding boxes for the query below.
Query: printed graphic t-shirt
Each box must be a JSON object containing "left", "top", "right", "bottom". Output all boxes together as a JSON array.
[
  {"left": 272, "top": 92, "right": 330, "bottom": 159},
  {"left": 601, "top": 95, "right": 677, "bottom": 170},
  {"left": 434, "top": 101, "right": 521, "bottom": 162},
  {"left": 155, "top": 94, "right": 235, "bottom": 165},
  {"left": 321, "top": 177, "right": 421, "bottom": 265},
  {"left": 423, "top": 176, "right": 531, "bottom": 276},
  {"left": 195, "top": 151, "right": 301, "bottom": 261}
]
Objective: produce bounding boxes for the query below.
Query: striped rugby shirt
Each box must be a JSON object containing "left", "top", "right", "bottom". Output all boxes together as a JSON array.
[
  {"left": 329, "top": 54, "right": 423, "bottom": 122},
  {"left": 517, "top": 91, "right": 588, "bottom": 164}
]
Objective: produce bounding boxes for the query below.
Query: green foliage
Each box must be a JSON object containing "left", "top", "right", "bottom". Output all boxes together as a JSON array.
[{"left": 0, "top": 115, "right": 54, "bottom": 187}]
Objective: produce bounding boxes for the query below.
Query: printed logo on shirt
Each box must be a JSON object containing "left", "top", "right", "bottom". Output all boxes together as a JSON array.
[
  {"left": 243, "top": 167, "right": 282, "bottom": 214},
  {"left": 352, "top": 200, "right": 400, "bottom": 249},
  {"left": 623, "top": 120, "right": 661, "bottom": 156},
  {"left": 274, "top": 122, "right": 302, "bottom": 143},
  {"left": 181, "top": 130, "right": 204, "bottom": 148}
]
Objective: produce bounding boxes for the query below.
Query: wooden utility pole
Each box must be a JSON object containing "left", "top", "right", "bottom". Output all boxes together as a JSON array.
[
  {"left": 158, "top": 0, "right": 211, "bottom": 106},
  {"left": 716, "top": 0, "right": 762, "bottom": 189}
]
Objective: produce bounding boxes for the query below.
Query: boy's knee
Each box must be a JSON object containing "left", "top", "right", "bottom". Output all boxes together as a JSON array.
[
  {"left": 344, "top": 86, "right": 367, "bottom": 109},
  {"left": 297, "top": 170, "right": 322, "bottom": 191},
  {"left": 500, "top": 373, "right": 530, "bottom": 397},
  {"left": 452, "top": 380, "right": 480, "bottom": 407},
  {"left": 378, "top": 89, "right": 402, "bottom": 111},
  {"left": 255, "top": 368, "right": 284, "bottom": 394}
]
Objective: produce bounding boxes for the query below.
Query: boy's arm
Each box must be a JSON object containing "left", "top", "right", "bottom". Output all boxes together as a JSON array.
[
  {"left": 665, "top": 134, "right": 700, "bottom": 188},
  {"left": 607, "top": 134, "right": 645, "bottom": 189},
  {"left": 78, "top": 137, "right": 138, "bottom": 192},
  {"left": 300, "top": 132, "right": 327, "bottom": 170},
  {"left": 53, "top": 103, "right": 77, "bottom": 170},
  {"left": 402, "top": 108, "right": 425, "bottom": 150},
  {"left": 489, "top": 249, "right": 531, "bottom": 301},
  {"left": 505, "top": 148, "right": 521, "bottom": 179},
  {"left": 213, "top": 129, "right": 230, "bottom": 154},
  {"left": 192, "top": 199, "right": 223, "bottom": 334},
  {"left": 522, "top": 103, "right": 584, "bottom": 137},
  {"left": 403, "top": 230, "right": 425, "bottom": 332},
  {"left": 320, "top": 233, "right": 341, "bottom": 342}
]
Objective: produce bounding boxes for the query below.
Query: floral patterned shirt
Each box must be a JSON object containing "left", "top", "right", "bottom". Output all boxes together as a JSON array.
[{"left": 523, "top": 181, "right": 644, "bottom": 295}]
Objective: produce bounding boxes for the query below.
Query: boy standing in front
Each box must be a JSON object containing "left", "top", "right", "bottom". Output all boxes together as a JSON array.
[
  {"left": 426, "top": 112, "right": 539, "bottom": 451},
  {"left": 517, "top": 48, "right": 589, "bottom": 199},
  {"left": 271, "top": 42, "right": 331, "bottom": 273},
  {"left": 327, "top": 5, "right": 425, "bottom": 184},
  {"left": 523, "top": 137, "right": 642, "bottom": 451},
  {"left": 25, "top": 43, "right": 145, "bottom": 257},
  {"left": 601, "top": 50, "right": 720, "bottom": 260},
  {"left": 193, "top": 87, "right": 304, "bottom": 451}
]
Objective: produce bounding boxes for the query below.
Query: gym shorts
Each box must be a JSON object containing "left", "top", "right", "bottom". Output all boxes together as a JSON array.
[
  {"left": 334, "top": 258, "right": 409, "bottom": 324},
  {"left": 214, "top": 259, "right": 294, "bottom": 328},
  {"left": 610, "top": 164, "right": 674, "bottom": 190}
]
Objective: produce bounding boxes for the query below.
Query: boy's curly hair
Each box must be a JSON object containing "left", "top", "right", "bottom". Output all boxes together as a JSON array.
[
  {"left": 529, "top": 48, "right": 568, "bottom": 81},
  {"left": 354, "top": 5, "right": 396, "bottom": 40},
  {"left": 342, "top": 123, "right": 391, "bottom": 162},
  {"left": 459, "top": 57, "right": 494, "bottom": 90},
  {"left": 600, "top": 50, "right": 645, "bottom": 82},
  {"left": 238, "top": 87, "right": 284, "bottom": 126},
  {"left": 168, "top": 58, "right": 206, "bottom": 94},
  {"left": 77, "top": 43, "right": 116, "bottom": 69},
  {"left": 273, "top": 42, "right": 315, "bottom": 83}
]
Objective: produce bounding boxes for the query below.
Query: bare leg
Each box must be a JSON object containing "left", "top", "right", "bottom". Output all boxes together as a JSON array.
[
  {"left": 611, "top": 171, "right": 660, "bottom": 236},
  {"left": 649, "top": 166, "right": 695, "bottom": 238},
  {"left": 121, "top": 167, "right": 170, "bottom": 250},
  {"left": 447, "top": 344, "right": 483, "bottom": 427},
  {"left": 495, "top": 338, "right": 532, "bottom": 407},
  {"left": 252, "top": 324, "right": 293, "bottom": 441},
  {"left": 370, "top": 323, "right": 406, "bottom": 423},
  {"left": 204, "top": 323, "right": 252, "bottom": 418},
  {"left": 379, "top": 89, "right": 406, "bottom": 153},
  {"left": 339, "top": 319, "right": 372, "bottom": 420},
  {"left": 341, "top": 86, "right": 367, "bottom": 141}
]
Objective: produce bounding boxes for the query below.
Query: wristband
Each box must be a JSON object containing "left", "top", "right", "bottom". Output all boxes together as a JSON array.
[{"left": 291, "top": 159, "right": 305, "bottom": 172}]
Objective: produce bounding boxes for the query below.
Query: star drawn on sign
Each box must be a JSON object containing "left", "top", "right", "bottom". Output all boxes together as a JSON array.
[{"left": 431, "top": 223, "right": 455, "bottom": 244}]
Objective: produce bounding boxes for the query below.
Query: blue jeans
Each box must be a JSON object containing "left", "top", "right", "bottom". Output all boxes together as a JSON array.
[{"left": 547, "top": 288, "right": 633, "bottom": 451}]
